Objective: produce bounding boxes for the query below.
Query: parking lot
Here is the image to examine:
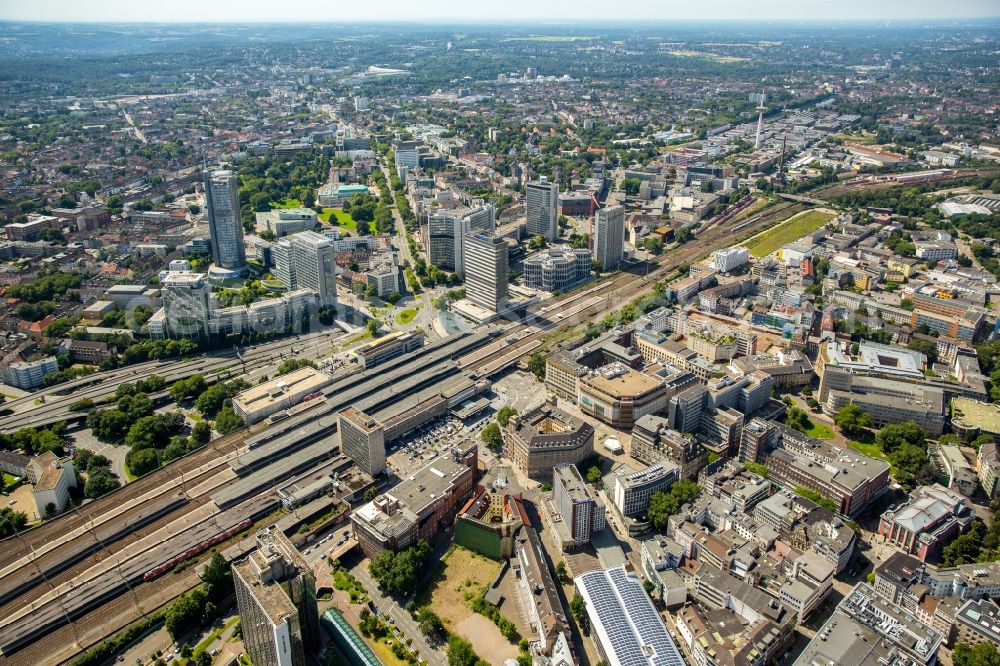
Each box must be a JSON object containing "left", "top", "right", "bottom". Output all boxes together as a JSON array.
[{"left": 385, "top": 413, "right": 491, "bottom": 479}]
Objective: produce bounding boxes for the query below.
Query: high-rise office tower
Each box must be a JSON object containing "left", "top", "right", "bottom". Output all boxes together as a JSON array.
[
  {"left": 464, "top": 232, "right": 508, "bottom": 313},
  {"left": 426, "top": 211, "right": 467, "bottom": 272},
  {"left": 426, "top": 204, "right": 495, "bottom": 275},
  {"left": 289, "top": 231, "right": 337, "bottom": 306},
  {"left": 338, "top": 407, "right": 386, "bottom": 475},
  {"left": 204, "top": 169, "right": 247, "bottom": 270},
  {"left": 161, "top": 272, "right": 212, "bottom": 337},
  {"left": 526, "top": 177, "right": 559, "bottom": 242},
  {"left": 593, "top": 205, "right": 625, "bottom": 270},
  {"left": 233, "top": 527, "right": 321, "bottom": 666},
  {"left": 271, "top": 239, "right": 295, "bottom": 289}
]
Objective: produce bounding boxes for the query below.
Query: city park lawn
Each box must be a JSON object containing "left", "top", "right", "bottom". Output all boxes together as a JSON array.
[
  {"left": 743, "top": 209, "right": 836, "bottom": 258},
  {"left": 320, "top": 208, "right": 373, "bottom": 235},
  {"left": 396, "top": 309, "right": 418, "bottom": 325},
  {"left": 270, "top": 197, "right": 303, "bottom": 209},
  {"left": 803, "top": 419, "right": 835, "bottom": 440}
]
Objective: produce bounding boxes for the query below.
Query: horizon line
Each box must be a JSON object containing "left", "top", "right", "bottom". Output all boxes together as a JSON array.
[{"left": 2, "top": 17, "right": 1000, "bottom": 24}]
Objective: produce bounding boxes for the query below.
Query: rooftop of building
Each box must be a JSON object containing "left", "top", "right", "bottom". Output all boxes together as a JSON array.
[
  {"left": 509, "top": 403, "right": 593, "bottom": 449},
  {"left": 161, "top": 271, "right": 206, "bottom": 286},
  {"left": 883, "top": 485, "right": 966, "bottom": 533},
  {"left": 875, "top": 551, "right": 925, "bottom": 587},
  {"left": 952, "top": 398, "right": 1000, "bottom": 434},
  {"left": 795, "top": 583, "right": 943, "bottom": 666},
  {"left": 609, "top": 461, "right": 678, "bottom": 491},
  {"left": 582, "top": 363, "right": 662, "bottom": 398},
  {"left": 956, "top": 598, "right": 1000, "bottom": 642},
  {"left": 232, "top": 366, "right": 332, "bottom": 413},
  {"left": 575, "top": 566, "right": 685, "bottom": 666},
  {"left": 554, "top": 463, "right": 597, "bottom": 503},
  {"left": 352, "top": 442, "right": 475, "bottom": 540}
]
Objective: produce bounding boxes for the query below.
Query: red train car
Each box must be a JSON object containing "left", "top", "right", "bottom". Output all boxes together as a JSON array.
[{"left": 143, "top": 519, "right": 252, "bottom": 582}]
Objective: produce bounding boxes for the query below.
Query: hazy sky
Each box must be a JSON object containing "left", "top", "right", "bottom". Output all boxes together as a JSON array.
[{"left": 3, "top": 0, "right": 999, "bottom": 22}]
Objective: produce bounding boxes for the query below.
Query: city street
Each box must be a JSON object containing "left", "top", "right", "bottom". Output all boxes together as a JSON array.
[{"left": 348, "top": 561, "right": 447, "bottom": 666}]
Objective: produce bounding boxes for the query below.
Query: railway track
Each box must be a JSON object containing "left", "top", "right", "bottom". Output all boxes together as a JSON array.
[
  {"left": 0, "top": 424, "right": 251, "bottom": 562},
  {"left": 467, "top": 202, "right": 798, "bottom": 373},
  {"left": 1, "top": 327, "right": 346, "bottom": 431},
  {"left": 0, "top": 198, "right": 798, "bottom": 663}
]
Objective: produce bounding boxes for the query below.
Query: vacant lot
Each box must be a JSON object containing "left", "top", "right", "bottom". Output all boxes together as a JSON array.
[
  {"left": 744, "top": 209, "right": 836, "bottom": 258},
  {"left": 423, "top": 547, "right": 517, "bottom": 665}
]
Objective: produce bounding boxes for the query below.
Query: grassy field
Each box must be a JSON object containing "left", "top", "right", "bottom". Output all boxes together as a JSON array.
[
  {"left": 849, "top": 439, "right": 883, "bottom": 458},
  {"left": 743, "top": 210, "right": 836, "bottom": 258},
  {"left": 832, "top": 133, "right": 877, "bottom": 145},
  {"left": 396, "top": 309, "right": 417, "bottom": 325},
  {"left": 668, "top": 50, "right": 748, "bottom": 63},
  {"left": 503, "top": 35, "right": 596, "bottom": 42},
  {"left": 270, "top": 197, "right": 303, "bottom": 209},
  {"left": 321, "top": 208, "right": 372, "bottom": 234},
  {"left": 804, "top": 420, "right": 835, "bottom": 440}
]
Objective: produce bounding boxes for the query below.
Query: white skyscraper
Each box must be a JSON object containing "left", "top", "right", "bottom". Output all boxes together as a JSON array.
[
  {"left": 289, "top": 231, "right": 337, "bottom": 306},
  {"left": 161, "top": 272, "right": 213, "bottom": 337},
  {"left": 526, "top": 177, "right": 559, "bottom": 242},
  {"left": 464, "top": 232, "right": 508, "bottom": 313},
  {"left": 272, "top": 239, "right": 295, "bottom": 289},
  {"left": 426, "top": 203, "right": 495, "bottom": 275},
  {"left": 204, "top": 169, "right": 247, "bottom": 270},
  {"left": 593, "top": 205, "right": 625, "bottom": 270}
]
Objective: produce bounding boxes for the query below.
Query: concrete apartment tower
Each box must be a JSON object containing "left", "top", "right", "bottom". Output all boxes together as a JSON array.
[
  {"left": 593, "top": 204, "right": 625, "bottom": 270},
  {"left": 289, "top": 230, "right": 338, "bottom": 307},
  {"left": 526, "top": 177, "right": 559, "bottom": 242},
  {"left": 204, "top": 169, "right": 247, "bottom": 270},
  {"left": 464, "top": 231, "right": 509, "bottom": 313},
  {"left": 233, "top": 527, "right": 320, "bottom": 666}
]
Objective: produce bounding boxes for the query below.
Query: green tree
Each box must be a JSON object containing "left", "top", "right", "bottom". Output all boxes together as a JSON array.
[
  {"left": 369, "top": 540, "right": 431, "bottom": 596},
  {"left": 875, "top": 421, "right": 926, "bottom": 454},
  {"left": 164, "top": 588, "right": 209, "bottom": 639},
  {"left": 275, "top": 358, "right": 317, "bottom": 376},
  {"left": 834, "top": 404, "right": 873, "bottom": 438},
  {"left": 201, "top": 552, "right": 234, "bottom": 602},
  {"left": 191, "top": 421, "right": 212, "bottom": 446},
  {"left": 170, "top": 375, "right": 207, "bottom": 402},
  {"left": 417, "top": 607, "right": 446, "bottom": 642},
  {"left": 569, "top": 592, "right": 587, "bottom": 626},
  {"left": 84, "top": 468, "right": 121, "bottom": 499},
  {"left": 0, "top": 508, "right": 28, "bottom": 538},
  {"left": 907, "top": 338, "right": 938, "bottom": 365},
  {"left": 527, "top": 352, "right": 546, "bottom": 380},
  {"left": 647, "top": 480, "right": 701, "bottom": 529},
  {"left": 586, "top": 466, "right": 603, "bottom": 485},
  {"left": 214, "top": 407, "right": 244, "bottom": 434},
  {"left": 497, "top": 406, "right": 517, "bottom": 427},
  {"left": 125, "top": 448, "right": 159, "bottom": 476},
  {"left": 481, "top": 422, "right": 503, "bottom": 450},
  {"left": 952, "top": 642, "right": 1000, "bottom": 666},
  {"left": 447, "top": 636, "right": 487, "bottom": 666},
  {"left": 785, "top": 405, "right": 810, "bottom": 432}
]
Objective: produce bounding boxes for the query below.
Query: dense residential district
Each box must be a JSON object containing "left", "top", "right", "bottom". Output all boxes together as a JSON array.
[{"left": 1, "top": 18, "right": 1000, "bottom": 666}]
